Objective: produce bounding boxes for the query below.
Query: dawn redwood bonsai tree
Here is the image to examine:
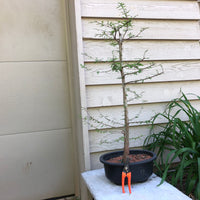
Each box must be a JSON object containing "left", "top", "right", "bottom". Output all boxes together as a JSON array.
[{"left": 83, "top": 2, "right": 163, "bottom": 184}]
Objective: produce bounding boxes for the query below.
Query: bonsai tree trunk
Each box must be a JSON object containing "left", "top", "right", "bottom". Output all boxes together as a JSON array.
[
  {"left": 118, "top": 35, "right": 130, "bottom": 164},
  {"left": 121, "top": 68, "right": 130, "bottom": 163}
]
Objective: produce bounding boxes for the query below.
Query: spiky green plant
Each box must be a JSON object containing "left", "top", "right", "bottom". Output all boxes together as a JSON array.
[{"left": 144, "top": 93, "right": 200, "bottom": 199}]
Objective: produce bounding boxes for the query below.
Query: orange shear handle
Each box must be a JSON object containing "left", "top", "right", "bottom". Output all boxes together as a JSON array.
[{"left": 122, "top": 171, "right": 131, "bottom": 194}]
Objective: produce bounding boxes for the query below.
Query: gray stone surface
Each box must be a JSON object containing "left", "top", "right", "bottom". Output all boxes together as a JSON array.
[{"left": 82, "top": 168, "right": 192, "bottom": 200}]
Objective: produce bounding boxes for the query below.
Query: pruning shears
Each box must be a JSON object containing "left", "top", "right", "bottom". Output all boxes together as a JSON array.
[{"left": 122, "top": 161, "right": 132, "bottom": 194}]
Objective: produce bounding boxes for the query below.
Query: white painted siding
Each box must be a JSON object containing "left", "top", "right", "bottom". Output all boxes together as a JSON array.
[
  {"left": 84, "top": 61, "right": 200, "bottom": 85},
  {"left": 81, "top": 0, "right": 200, "bottom": 19},
  {"left": 80, "top": 0, "right": 200, "bottom": 169},
  {"left": 83, "top": 19, "right": 200, "bottom": 40}
]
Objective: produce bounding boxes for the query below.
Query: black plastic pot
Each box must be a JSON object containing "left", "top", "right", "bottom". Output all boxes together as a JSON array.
[{"left": 100, "top": 149, "right": 156, "bottom": 185}]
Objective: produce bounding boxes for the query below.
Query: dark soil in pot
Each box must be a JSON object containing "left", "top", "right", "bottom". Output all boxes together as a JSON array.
[
  {"left": 107, "top": 153, "right": 152, "bottom": 163},
  {"left": 100, "top": 149, "right": 156, "bottom": 185}
]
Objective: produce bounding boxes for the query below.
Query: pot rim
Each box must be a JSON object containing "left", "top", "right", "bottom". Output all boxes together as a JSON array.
[{"left": 100, "top": 149, "right": 156, "bottom": 166}]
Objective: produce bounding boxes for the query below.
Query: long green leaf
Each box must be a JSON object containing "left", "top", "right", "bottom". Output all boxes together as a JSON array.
[{"left": 144, "top": 92, "right": 200, "bottom": 198}]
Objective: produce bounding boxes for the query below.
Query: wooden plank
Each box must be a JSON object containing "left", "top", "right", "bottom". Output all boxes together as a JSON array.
[
  {"left": 87, "top": 99, "right": 200, "bottom": 130},
  {"left": 81, "top": 0, "right": 200, "bottom": 20},
  {"left": 87, "top": 102, "right": 178, "bottom": 132},
  {"left": 88, "top": 99, "right": 200, "bottom": 153},
  {"left": 82, "top": 19, "right": 200, "bottom": 40},
  {"left": 83, "top": 40, "right": 200, "bottom": 62},
  {"left": 84, "top": 61, "right": 200, "bottom": 85},
  {"left": 86, "top": 81, "right": 200, "bottom": 107},
  {"left": 66, "top": 1, "right": 91, "bottom": 199},
  {"left": 67, "top": 0, "right": 91, "bottom": 174},
  {"left": 89, "top": 125, "right": 152, "bottom": 153},
  {"left": 90, "top": 152, "right": 104, "bottom": 170},
  {"left": 87, "top": 103, "right": 166, "bottom": 130}
]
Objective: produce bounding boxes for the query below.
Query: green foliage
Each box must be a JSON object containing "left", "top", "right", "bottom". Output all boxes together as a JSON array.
[{"left": 144, "top": 93, "right": 200, "bottom": 199}]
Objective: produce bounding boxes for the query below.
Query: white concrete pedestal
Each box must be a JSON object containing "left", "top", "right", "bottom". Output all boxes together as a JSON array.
[{"left": 82, "top": 168, "right": 191, "bottom": 200}]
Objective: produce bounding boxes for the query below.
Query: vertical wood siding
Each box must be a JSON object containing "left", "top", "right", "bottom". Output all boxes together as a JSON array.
[{"left": 80, "top": 0, "right": 200, "bottom": 169}]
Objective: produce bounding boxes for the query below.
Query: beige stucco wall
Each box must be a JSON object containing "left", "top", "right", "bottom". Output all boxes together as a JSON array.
[{"left": 0, "top": 1, "right": 75, "bottom": 199}]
